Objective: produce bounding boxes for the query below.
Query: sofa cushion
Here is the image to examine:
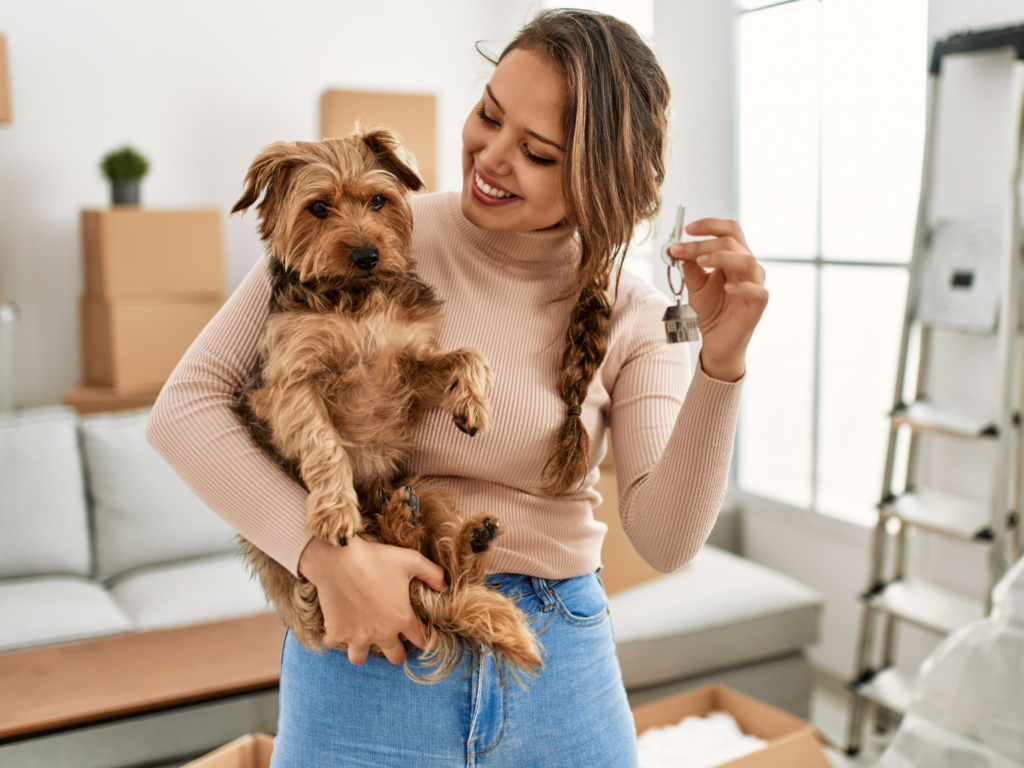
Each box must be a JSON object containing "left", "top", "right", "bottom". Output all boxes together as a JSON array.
[
  {"left": 0, "top": 576, "right": 134, "bottom": 652},
  {"left": 0, "top": 407, "right": 91, "bottom": 579},
  {"left": 109, "top": 552, "right": 271, "bottom": 630},
  {"left": 609, "top": 546, "right": 823, "bottom": 689},
  {"left": 80, "top": 409, "right": 237, "bottom": 581}
]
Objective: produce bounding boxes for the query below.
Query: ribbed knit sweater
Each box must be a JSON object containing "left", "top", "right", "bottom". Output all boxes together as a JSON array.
[{"left": 146, "top": 191, "right": 742, "bottom": 579}]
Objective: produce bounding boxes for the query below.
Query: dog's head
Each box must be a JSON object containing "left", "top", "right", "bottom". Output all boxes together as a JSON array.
[{"left": 232, "top": 126, "right": 425, "bottom": 284}]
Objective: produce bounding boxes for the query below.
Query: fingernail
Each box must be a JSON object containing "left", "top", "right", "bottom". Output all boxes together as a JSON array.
[
  {"left": 724, "top": 282, "right": 735, "bottom": 293},
  {"left": 669, "top": 243, "right": 683, "bottom": 256},
  {"left": 697, "top": 255, "right": 709, "bottom": 266}
]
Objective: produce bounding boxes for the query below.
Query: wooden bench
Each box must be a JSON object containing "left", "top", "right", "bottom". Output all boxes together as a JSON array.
[{"left": 0, "top": 612, "right": 285, "bottom": 744}]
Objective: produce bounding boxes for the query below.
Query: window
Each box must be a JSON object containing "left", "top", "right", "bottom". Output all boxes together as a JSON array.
[{"left": 735, "top": 0, "right": 928, "bottom": 525}]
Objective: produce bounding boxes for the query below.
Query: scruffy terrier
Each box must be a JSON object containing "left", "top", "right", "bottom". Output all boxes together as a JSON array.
[{"left": 231, "top": 128, "right": 542, "bottom": 682}]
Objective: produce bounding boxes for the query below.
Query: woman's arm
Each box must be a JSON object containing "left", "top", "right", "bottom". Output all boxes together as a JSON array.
[
  {"left": 609, "top": 297, "right": 742, "bottom": 573},
  {"left": 145, "top": 256, "right": 313, "bottom": 576}
]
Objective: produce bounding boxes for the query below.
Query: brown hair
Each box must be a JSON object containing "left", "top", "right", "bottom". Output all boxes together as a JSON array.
[{"left": 488, "top": 10, "right": 671, "bottom": 495}]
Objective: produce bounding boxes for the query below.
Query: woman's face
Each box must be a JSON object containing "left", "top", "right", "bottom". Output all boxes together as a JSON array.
[{"left": 461, "top": 48, "right": 568, "bottom": 233}]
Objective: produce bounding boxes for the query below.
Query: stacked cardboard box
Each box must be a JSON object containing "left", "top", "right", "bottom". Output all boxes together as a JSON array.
[{"left": 63, "top": 209, "right": 224, "bottom": 414}]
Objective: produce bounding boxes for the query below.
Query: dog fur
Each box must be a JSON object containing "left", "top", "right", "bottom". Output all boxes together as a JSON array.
[{"left": 230, "top": 128, "right": 542, "bottom": 682}]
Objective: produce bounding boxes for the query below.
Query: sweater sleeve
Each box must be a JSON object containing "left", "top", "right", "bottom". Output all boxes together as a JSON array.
[
  {"left": 145, "top": 256, "right": 313, "bottom": 577},
  {"left": 609, "top": 295, "right": 743, "bottom": 573}
]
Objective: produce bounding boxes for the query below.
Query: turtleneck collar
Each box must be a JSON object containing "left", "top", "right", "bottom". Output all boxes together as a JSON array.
[{"left": 443, "top": 191, "right": 578, "bottom": 272}]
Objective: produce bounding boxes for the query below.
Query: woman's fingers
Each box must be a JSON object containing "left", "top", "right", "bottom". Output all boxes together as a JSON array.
[
  {"left": 379, "top": 639, "right": 408, "bottom": 666},
  {"left": 347, "top": 642, "right": 370, "bottom": 666},
  {"left": 724, "top": 281, "right": 770, "bottom": 312},
  {"left": 402, "top": 617, "right": 430, "bottom": 651},
  {"left": 408, "top": 551, "right": 448, "bottom": 594},
  {"left": 695, "top": 250, "right": 765, "bottom": 284},
  {"left": 684, "top": 217, "right": 750, "bottom": 248}
]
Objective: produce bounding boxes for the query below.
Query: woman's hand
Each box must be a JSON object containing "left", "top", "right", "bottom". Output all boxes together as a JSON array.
[
  {"left": 297, "top": 535, "right": 448, "bottom": 666},
  {"left": 668, "top": 218, "right": 768, "bottom": 382}
]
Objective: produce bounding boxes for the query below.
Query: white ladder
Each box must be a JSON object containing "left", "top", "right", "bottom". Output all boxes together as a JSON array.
[{"left": 844, "top": 23, "right": 1024, "bottom": 757}]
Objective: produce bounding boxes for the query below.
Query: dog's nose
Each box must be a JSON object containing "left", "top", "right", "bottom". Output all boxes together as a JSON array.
[{"left": 350, "top": 246, "right": 379, "bottom": 271}]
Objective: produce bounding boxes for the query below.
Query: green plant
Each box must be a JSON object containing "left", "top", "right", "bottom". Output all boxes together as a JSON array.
[{"left": 99, "top": 146, "right": 150, "bottom": 180}]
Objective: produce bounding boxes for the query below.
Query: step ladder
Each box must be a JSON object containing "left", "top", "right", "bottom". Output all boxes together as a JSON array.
[{"left": 844, "top": 24, "right": 1024, "bottom": 756}]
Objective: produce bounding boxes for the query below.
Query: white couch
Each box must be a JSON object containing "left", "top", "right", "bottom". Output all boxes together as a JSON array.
[
  {"left": 0, "top": 406, "right": 269, "bottom": 654},
  {"left": 0, "top": 405, "right": 823, "bottom": 767}
]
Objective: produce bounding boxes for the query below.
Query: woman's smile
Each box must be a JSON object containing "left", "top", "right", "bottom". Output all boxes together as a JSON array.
[{"left": 470, "top": 168, "right": 520, "bottom": 206}]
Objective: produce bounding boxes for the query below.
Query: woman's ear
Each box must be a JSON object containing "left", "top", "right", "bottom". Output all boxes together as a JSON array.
[{"left": 359, "top": 126, "right": 426, "bottom": 192}]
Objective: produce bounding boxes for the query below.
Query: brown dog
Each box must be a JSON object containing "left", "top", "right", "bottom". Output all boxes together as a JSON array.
[{"left": 230, "top": 128, "right": 542, "bottom": 683}]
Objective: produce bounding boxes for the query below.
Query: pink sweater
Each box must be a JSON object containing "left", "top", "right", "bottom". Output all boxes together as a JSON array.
[{"left": 146, "top": 191, "right": 742, "bottom": 579}]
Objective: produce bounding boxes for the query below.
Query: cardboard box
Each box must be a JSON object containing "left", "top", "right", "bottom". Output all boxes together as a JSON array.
[
  {"left": 80, "top": 296, "right": 221, "bottom": 393},
  {"left": 61, "top": 383, "right": 160, "bottom": 415},
  {"left": 183, "top": 733, "right": 274, "bottom": 768},
  {"left": 592, "top": 432, "right": 666, "bottom": 594},
  {"left": 0, "top": 34, "right": 11, "bottom": 124},
  {"left": 633, "top": 684, "right": 831, "bottom": 768},
  {"left": 81, "top": 209, "right": 224, "bottom": 299},
  {"left": 320, "top": 89, "right": 437, "bottom": 192}
]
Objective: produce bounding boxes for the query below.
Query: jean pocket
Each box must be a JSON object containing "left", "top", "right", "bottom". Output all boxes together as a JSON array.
[{"left": 548, "top": 574, "right": 610, "bottom": 628}]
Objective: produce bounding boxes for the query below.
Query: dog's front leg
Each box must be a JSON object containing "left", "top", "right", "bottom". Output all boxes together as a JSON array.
[
  {"left": 251, "top": 383, "right": 362, "bottom": 545},
  {"left": 416, "top": 348, "right": 494, "bottom": 438}
]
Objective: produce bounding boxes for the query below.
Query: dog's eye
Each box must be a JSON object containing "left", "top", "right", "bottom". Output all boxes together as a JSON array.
[
  {"left": 308, "top": 201, "right": 330, "bottom": 219},
  {"left": 371, "top": 195, "right": 387, "bottom": 212}
]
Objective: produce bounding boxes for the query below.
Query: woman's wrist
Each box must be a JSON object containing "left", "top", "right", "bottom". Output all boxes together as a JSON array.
[
  {"left": 699, "top": 349, "right": 745, "bottom": 383},
  {"left": 298, "top": 535, "right": 358, "bottom": 584}
]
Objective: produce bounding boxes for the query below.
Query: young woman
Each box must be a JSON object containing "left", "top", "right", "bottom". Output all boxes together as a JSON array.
[{"left": 148, "top": 10, "right": 766, "bottom": 767}]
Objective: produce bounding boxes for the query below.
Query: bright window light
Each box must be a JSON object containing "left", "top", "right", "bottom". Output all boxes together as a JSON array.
[{"left": 736, "top": 0, "right": 927, "bottom": 524}]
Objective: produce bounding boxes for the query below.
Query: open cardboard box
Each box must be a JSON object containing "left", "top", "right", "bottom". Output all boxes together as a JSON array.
[
  {"left": 633, "top": 684, "right": 832, "bottom": 767},
  {"left": 182, "top": 733, "right": 274, "bottom": 768}
]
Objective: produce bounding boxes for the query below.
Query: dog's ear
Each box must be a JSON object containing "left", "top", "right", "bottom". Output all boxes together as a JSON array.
[
  {"left": 360, "top": 126, "right": 425, "bottom": 192},
  {"left": 231, "top": 143, "right": 304, "bottom": 217}
]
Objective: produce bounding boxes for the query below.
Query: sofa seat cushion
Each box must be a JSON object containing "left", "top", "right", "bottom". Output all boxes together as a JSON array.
[
  {"left": 81, "top": 409, "right": 238, "bottom": 581},
  {"left": 109, "top": 552, "right": 271, "bottom": 630},
  {"left": 0, "top": 576, "right": 134, "bottom": 652},
  {"left": 609, "top": 546, "right": 823, "bottom": 689},
  {"left": 0, "top": 407, "right": 92, "bottom": 579}
]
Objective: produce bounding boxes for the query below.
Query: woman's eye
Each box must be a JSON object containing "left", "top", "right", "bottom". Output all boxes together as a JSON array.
[
  {"left": 308, "top": 201, "right": 329, "bottom": 219},
  {"left": 476, "top": 104, "right": 499, "bottom": 127},
  {"left": 371, "top": 195, "right": 387, "bottom": 211},
  {"left": 522, "top": 146, "right": 556, "bottom": 167}
]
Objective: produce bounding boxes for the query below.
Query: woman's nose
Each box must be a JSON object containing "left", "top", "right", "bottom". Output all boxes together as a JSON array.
[{"left": 478, "top": 133, "right": 514, "bottom": 177}]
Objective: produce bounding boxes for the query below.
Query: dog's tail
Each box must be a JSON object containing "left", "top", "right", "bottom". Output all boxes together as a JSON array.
[{"left": 406, "top": 580, "right": 544, "bottom": 686}]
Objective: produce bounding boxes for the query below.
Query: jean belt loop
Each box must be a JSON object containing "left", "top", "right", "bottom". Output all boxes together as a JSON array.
[{"left": 530, "top": 577, "right": 556, "bottom": 612}]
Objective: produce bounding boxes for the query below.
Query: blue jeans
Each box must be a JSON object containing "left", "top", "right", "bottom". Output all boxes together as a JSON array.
[{"left": 270, "top": 571, "right": 639, "bottom": 767}]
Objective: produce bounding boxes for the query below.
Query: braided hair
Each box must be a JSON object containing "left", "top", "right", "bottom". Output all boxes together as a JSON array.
[{"left": 486, "top": 10, "right": 671, "bottom": 495}]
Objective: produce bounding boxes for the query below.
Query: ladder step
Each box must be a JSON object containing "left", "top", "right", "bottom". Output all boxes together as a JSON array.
[
  {"left": 881, "top": 489, "right": 993, "bottom": 541},
  {"left": 864, "top": 579, "right": 985, "bottom": 635},
  {"left": 891, "top": 401, "right": 997, "bottom": 439},
  {"left": 853, "top": 667, "right": 916, "bottom": 715}
]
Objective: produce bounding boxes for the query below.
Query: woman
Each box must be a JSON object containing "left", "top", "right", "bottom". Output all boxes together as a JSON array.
[{"left": 148, "top": 9, "right": 766, "bottom": 767}]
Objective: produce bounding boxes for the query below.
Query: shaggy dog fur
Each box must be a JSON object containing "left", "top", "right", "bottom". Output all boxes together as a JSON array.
[{"left": 230, "top": 128, "right": 542, "bottom": 682}]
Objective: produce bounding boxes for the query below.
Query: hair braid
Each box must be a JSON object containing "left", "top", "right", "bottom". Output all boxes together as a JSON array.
[{"left": 542, "top": 269, "right": 613, "bottom": 495}]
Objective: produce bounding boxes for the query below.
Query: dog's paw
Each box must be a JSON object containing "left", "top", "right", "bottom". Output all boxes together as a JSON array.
[
  {"left": 451, "top": 391, "right": 492, "bottom": 438},
  {"left": 308, "top": 500, "right": 363, "bottom": 547},
  {"left": 375, "top": 485, "right": 423, "bottom": 550},
  {"left": 396, "top": 485, "right": 420, "bottom": 528},
  {"left": 470, "top": 517, "right": 499, "bottom": 553}
]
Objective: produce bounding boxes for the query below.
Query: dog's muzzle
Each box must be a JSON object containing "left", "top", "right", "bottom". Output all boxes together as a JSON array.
[{"left": 350, "top": 246, "right": 379, "bottom": 271}]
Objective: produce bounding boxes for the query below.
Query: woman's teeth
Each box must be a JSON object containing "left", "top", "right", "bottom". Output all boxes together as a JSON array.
[{"left": 475, "top": 172, "right": 514, "bottom": 199}]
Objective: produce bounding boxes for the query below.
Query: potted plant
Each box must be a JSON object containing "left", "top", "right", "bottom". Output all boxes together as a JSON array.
[{"left": 100, "top": 145, "right": 150, "bottom": 206}]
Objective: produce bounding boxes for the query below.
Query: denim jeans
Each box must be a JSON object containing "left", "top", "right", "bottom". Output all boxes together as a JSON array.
[{"left": 270, "top": 570, "right": 639, "bottom": 767}]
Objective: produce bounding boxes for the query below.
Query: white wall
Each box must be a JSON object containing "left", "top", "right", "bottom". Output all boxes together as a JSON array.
[{"left": 0, "top": 0, "right": 514, "bottom": 408}]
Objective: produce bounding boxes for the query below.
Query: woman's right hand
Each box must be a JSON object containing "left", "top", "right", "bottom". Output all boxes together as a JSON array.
[{"left": 297, "top": 535, "right": 448, "bottom": 666}]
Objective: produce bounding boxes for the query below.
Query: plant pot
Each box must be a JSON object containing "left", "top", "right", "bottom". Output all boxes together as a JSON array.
[{"left": 111, "top": 178, "right": 141, "bottom": 206}]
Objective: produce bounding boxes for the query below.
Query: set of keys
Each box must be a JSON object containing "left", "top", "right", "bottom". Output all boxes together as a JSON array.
[{"left": 660, "top": 204, "right": 701, "bottom": 344}]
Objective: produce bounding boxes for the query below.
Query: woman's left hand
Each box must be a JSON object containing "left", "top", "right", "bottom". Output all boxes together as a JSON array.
[{"left": 667, "top": 218, "right": 768, "bottom": 382}]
